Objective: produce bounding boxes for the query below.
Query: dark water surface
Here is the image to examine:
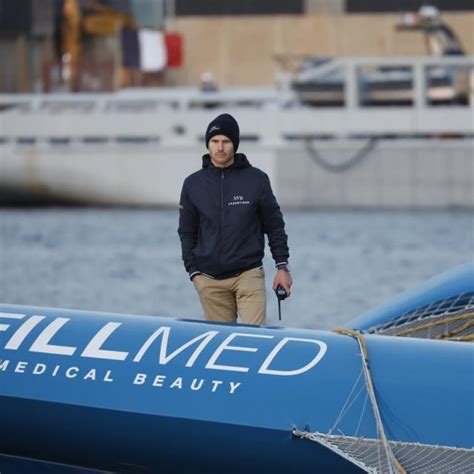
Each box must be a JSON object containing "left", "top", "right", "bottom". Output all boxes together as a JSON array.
[{"left": 0, "top": 208, "right": 472, "bottom": 329}]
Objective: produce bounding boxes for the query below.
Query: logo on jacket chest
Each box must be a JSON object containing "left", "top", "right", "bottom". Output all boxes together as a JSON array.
[{"left": 228, "top": 195, "right": 250, "bottom": 206}]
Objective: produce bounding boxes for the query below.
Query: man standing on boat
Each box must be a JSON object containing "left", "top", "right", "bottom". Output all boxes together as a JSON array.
[{"left": 178, "top": 113, "right": 292, "bottom": 325}]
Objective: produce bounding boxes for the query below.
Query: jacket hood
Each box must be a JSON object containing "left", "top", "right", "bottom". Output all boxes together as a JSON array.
[{"left": 202, "top": 153, "right": 251, "bottom": 170}]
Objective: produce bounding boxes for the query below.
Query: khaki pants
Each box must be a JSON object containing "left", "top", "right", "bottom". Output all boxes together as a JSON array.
[{"left": 194, "top": 267, "right": 266, "bottom": 325}]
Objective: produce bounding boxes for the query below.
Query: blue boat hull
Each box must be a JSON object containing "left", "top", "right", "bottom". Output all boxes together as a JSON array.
[{"left": 1, "top": 301, "right": 472, "bottom": 472}]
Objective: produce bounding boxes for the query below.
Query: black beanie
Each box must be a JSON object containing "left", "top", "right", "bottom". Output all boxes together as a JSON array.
[{"left": 205, "top": 113, "right": 240, "bottom": 152}]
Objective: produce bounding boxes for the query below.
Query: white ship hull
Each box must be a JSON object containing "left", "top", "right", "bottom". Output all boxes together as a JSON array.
[
  {"left": 1, "top": 140, "right": 473, "bottom": 209},
  {"left": 1, "top": 56, "right": 473, "bottom": 209}
]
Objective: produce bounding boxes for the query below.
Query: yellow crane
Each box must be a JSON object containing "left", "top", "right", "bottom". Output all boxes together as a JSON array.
[{"left": 61, "top": 0, "right": 136, "bottom": 90}]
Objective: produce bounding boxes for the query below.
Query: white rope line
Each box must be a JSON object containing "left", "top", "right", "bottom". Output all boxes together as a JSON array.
[
  {"left": 355, "top": 392, "right": 370, "bottom": 437},
  {"left": 329, "top": 368, "right": 365, "bottom": 435},
  {"left": 332, "top": 328, "right": 407, "bottom": 474}
]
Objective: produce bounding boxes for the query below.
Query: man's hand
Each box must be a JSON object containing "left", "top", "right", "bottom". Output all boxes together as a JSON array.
[{"left": 273, "top": 269, "right": 292, "bottom": 297}]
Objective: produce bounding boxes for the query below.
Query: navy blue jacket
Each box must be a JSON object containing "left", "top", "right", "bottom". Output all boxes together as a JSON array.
[{"left": 178, "top": 153, "right": 289, "bottom": 279}]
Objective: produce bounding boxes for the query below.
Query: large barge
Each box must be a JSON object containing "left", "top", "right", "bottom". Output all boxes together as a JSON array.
[{"left": 0, "top": 56, "right": 473, "bottom": 209}]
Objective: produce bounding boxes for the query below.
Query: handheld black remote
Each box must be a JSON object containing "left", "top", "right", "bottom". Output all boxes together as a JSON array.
[
  {"left": 274, "top": 286, "right": 287, "bottom": 320},
  {"left": 275, "top": 286, "right": 287, "bottom": 300}
]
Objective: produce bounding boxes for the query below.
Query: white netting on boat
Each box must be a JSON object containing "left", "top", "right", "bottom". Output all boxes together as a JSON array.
[
  {"left": 366, "top": 292, "right": 474, "bottom": 341},
  {"left": 293, "top": 431, "right": 474, "bottom": 474},
  {"left": 300, "top": 327, "right": 474, "bottom": 473}
]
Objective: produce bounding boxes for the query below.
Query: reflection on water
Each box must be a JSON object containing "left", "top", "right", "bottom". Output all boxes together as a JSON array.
[{"left": 0, "top": 208, "right": 472, "bottom": 329}]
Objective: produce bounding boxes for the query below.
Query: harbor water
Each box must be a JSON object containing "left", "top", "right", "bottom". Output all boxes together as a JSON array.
[{"left": 0, "top": 208, "right": 472, "bottom": 330}]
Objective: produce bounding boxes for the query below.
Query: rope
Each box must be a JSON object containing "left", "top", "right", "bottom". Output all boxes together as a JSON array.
[
  {"left": 332, "top": 328, "right": 408, "bottom": 474},
  {"left": 304, "top": 137, "right": 378, "bottom": 173},
  {"left": 392, "top": 313, "right": 474, "bottom": 339},
  {"left": 436, "top": 319, "right": 474, "bottom": 340},
  {"left": 328, "top": 369, "right": 365, "bottom": 435}
]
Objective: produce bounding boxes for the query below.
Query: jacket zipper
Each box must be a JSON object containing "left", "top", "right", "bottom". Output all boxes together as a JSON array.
[{"left": 220, "top": 169, "right": 224, "bottom": 264}]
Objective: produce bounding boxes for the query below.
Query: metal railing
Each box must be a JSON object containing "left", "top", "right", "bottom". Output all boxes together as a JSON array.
[{"left": 0, "top": 56, "right": 472, "bottom": 143}]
